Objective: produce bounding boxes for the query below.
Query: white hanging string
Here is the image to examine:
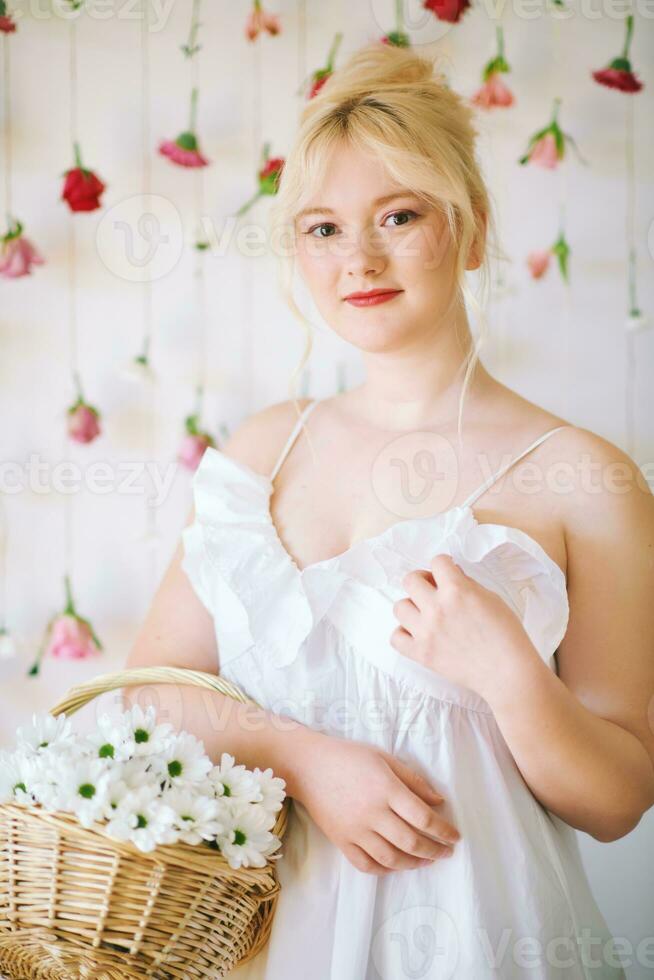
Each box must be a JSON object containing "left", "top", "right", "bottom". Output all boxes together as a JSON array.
[
  {"left": 63, "top": 16, "right": 80, "bottom": 588},
  {"left": 624, "top": 93, "right": 637, "bottom": 458},
  {"left": 2, "top": 33, "right": 11, "bottom": 219},
  {"left": 551, "top": 15, "right": 573, "bottom": 420},
  {"left": 191, "top": 17, "right": 209, "bottom": 437},
  {"left": 243, "top": 28, "right": 262, "bottom": 413},
  {"left": 1, "top": 37, "right": 12, "bottom": 636},
  {"left": 140, "top": 0, "right": 160, "bottom": 587}
]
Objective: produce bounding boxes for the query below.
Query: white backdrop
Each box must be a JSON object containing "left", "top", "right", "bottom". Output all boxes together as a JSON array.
[{"left": 1, "top": 1, "right": 653, "bottom": 975}]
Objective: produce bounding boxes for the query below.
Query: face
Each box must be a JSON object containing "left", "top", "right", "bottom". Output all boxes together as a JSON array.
[{"left": 294, "top": 140, "right": 465, "bottom": 353}]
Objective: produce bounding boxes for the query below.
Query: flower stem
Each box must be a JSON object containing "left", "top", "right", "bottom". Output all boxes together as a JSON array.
[
  {"left": 235, "top": 189, "right": 262, "bottom": 216},
  {"left": 189, "top": 86, "right": 199, "bottom": 132},
  {"left": 64, "top": 574, "right": 75, "bottom": 615},
  {"left": 73, "top": 368, "right": 84, "bottom": 401},
  {"left": 183, "top": 0, "right": 202, "bottom": 57},
  {"left": 326, "top": 32, "right": 343, "bottom": 71},
  {"left": 551, "top": 97, "right": 561, "bottom": 123},
  {"left": 395, "top": 0, "right": 403, "bottom": 34},
  {"left": 496, "top": 25, "right": 504, "bottom": 57},
  {"left": 73, "top": 140, "right": 83, "bottom": 169},
  {"left": 622, "top": 14, "right": 633, "bottom": 58}
]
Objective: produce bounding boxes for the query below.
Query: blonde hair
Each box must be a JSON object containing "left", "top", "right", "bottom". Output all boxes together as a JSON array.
[{"left": 269, "top": 41, "right": 501, "bottom": 453}]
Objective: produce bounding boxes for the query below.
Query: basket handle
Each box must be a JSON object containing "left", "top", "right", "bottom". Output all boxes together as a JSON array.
[{"left": 48, "top": 666, "right": 259, "bottom": 718}]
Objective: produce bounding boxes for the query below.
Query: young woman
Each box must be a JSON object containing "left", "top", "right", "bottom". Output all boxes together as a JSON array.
[{"left": 126, "top": 43, "right": 654, "bottom": 979}]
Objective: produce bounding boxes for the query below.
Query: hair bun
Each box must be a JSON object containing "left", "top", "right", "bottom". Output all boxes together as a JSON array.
[{"left": 312, "top": 41, "right": 444, "bottom": 105}]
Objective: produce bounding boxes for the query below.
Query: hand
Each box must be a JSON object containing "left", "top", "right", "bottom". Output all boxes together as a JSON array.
[
  {"left": 291, "top": 730, "right": 461, "bottom": 876},
  {"left": 390, "top": 554, "right": 534, "bottom": 700}
]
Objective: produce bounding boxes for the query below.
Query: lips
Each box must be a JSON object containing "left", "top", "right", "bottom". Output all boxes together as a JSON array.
[{"left": 344, "top": 289, "right": 403, "bottom": 307}]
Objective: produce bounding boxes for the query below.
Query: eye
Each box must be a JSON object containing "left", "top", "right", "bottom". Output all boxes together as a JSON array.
[
  {"left": 305, "top": 222, "right": 337, "bottom": 238},
  {"left": 383, "top": 209, "right": 418, "bottom": 228}
]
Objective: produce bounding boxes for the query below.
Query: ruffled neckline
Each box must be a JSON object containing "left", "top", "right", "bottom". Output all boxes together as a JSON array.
[{"left": 190, "top": 446, "right": 570, "bottom": 670}]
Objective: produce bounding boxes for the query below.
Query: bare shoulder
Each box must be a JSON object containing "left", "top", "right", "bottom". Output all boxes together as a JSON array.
[
  {"left": 218, "top": 398, "right": 315, "bottom": 477},
  {"left": 541, "top": 423, "right": 654, "bottom": 535}
]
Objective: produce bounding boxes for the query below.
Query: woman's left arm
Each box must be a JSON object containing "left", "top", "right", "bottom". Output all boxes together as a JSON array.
[{"left": 484, "top": 436, "right": 654, "bottom": 842}]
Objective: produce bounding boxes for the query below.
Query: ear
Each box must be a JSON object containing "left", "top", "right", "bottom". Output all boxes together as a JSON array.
[{"left": 465, "top": 210, "right": 487, "bottom": 271}]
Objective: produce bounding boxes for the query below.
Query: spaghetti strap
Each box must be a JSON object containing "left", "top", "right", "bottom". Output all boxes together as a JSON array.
[
  {"left": 461, "top": 424, "right": 573, "bottom": 510},
  {"left": 269, "top": 399, "right": 321, "bottom": 482}
]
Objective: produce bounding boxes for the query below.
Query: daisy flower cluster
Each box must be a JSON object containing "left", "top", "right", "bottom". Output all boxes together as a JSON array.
[{"left": 0, "top": 705, "right": 286, "bottom": 868}]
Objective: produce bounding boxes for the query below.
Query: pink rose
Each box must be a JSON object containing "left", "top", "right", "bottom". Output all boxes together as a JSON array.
[
  {"left": 67, "top": 402, "right": 102, "bottom": 444},
  {"left": 47, "top": 614, "right": 100, "bottom": 660},
  {"left": 178, "top": 432, "right": 213, "bottom": 471},
  {"left": 528, "top": 132, "right": 559, "bottom": 169},
  {"left": 245, "top": 3, "right": 281, "bottom": 41},
  {"left": 527, "top": 250, "right": 551, "bottom": 280},
  {"left": 471, "top": 74, "right": 514, "bottom": 109},
  {"left": 0, "top": 233, "right": 45, "bottom": 278},
  {"left": 158, "top": 136, "right": 209, "bottom": 169}
]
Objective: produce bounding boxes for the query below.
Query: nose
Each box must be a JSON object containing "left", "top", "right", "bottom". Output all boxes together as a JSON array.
[{"left": 344, "top": 224, "right": 387, "bottom": 279}]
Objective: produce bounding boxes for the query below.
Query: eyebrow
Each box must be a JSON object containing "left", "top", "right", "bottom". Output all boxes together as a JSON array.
[{"left": 295, "top": 192, "right": 422, "bottom": 222}]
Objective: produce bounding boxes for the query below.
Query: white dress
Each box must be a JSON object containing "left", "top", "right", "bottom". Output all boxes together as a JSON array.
[{"left": 181, "top": 398, "right": 624, "bottom": 980}]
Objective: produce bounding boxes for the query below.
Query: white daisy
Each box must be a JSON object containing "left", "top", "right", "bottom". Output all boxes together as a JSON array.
[
  {"left": 162, "top": 787, "right": 224, "bottom": 845},
  {"left": 208, "top": 752, "right": 263, "bottom": 804},
  {"left": 105, "top": 784, "right": 177, "bottom": 853},
  {"left": 83, "top": 711, "right": 136, "bottom": 763},
  {"left": 0, "top": 750, "right": 38, "bottom": 805},
  {"left": 15, "top": 712, "right": 76, "bottom": 755},
  {"left": 216, "top": 802, "right": 283, "bottom": 870},
  {"left": 123, "top": 704, "right": 175, "bottom": 759},
  {"left": 54, "top": 756, "right": 119, "bottom": 828},
  {"left": 154, "top": 732, "right": 212, "bottom": 787},
  {"left": 251, "top": 766, "right": 286, "bottom": 816}
]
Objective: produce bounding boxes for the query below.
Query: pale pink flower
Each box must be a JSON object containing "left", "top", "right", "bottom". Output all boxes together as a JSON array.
[
  {"left": 158, "top": 137, "right": 209, "bottom": 169},
  {"left": 178, "top": 433, "right": 213, "bottom": 471},
  {"left": 68, "top": 403, "right": 102, "bottom": 444},
  {"left": 0, "top": 234, "right": 45, "bottom": 278},
  {"left": 47, "top": 614, "right": 100, "bottom": 660},
  {"left": 527, "top": 250, "right": 551, "bottom": 279},
  {"left": 527, "top": 132, "right": 559, "bottom": 169},
  {"left": 471, "top": 74, "right": 514, "bottom": 109},
  {"left": 245, "top": 4, "right": 280, "bottom": 41}
]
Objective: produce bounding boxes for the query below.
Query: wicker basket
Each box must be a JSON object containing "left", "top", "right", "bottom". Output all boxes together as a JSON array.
[{"left": 0, "top": 666, "right": 292, "bottom": 979}]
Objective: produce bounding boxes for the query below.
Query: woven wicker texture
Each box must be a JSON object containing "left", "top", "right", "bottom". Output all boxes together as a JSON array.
[{"left": 0, "top": 667, "right": 291, "bottom": 979}]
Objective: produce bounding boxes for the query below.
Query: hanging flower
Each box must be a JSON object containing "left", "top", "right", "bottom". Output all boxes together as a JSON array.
[
  {"left": 0, "top": 626, "right": 18, "bottom": 661},
  {"left": 61, "top": 142, "right": 106, "bottom": 213},
  {"left": 423, "top": 0, "right": 471, "bottom": 24},
  {"left": 527, "top": 231, "right": 571, "bottom": 284},
  {"left": 471, "top": 27, "right": 514, "bottom": 109},
  {"left": 67, "top": 397, "right": 102, "bottom": 444},
  {"left": 592, "top": 16, "right": 644, "bottom": 94},
  {"left": 158, "top": 87, "right": 209, "bottom": 168},
  {"left": 527, "top": 250, "right": 551, "bottom": 280},
  {"left": 518, "top": 98, "right": 587, "bottom": 168},
  {"left": 305, "top": 32, "right": 343, "bottom": 99},
  {"left": 121, "top": 352, "right": 157, "bottom": 386},
  {"left": 380, "top": 31, "right": 410, "bottom": 47},
  {"left": 624, "top": 309, "right": 649, "bottom": 333},
  {"left": 0, "top": 0, "right": 16, "bottom": 32},
  {"left": 244, "top": 0, "right": 281, "bottom": 41},
  {"left": 178, "top": 413, "right": 216, "bottom": 471},
  {"left": 381, "top": 0, "right": 410, "bottom": 47},
  {"left": 27, "top": 575, "right": 102, "bottom": 676},
  {"left": 0, "top": 219, "right": 45, "bottom": 278},
  {"left": 235, "top": 143, "right": 284, "bottom": 217}
]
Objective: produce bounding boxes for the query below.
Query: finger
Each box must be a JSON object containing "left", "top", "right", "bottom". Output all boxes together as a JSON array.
[
  {"left": 401, "top": 568, "right": 438, "bottom": 610},
  {"left": 430, "top": 552, "right": 465, "bottom": 585},
  {"left": 389, "top": 625, "right": 413, "bottom": 656},
  {"left": 383, "top": 754, "right": 444, "bottom": 805},
  {"left": 392, "top": 596, "right": 421, "bottom": 634},
  {"left": 344, "top": 841, "right": 391, "bottom": 876},
  {"left": 389, "top": 783, "right": 461, "bottom": 846},
  {"left": 361, "top": 831, "right": 437, "bottom": 871},
  {"left": 375, "top": 809, "right": 455, "bottom": 861}
]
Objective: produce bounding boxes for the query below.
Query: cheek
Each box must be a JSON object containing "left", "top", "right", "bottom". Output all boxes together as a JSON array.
[
  {"left": 394, "top": 222, "right": 451, "bottom": 280},
  {"left": 297, "top": 241, "right": 340, "bottom": 292}
]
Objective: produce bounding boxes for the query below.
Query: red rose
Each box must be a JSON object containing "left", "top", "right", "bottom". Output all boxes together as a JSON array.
[
  {"left": 61, "top": 142, "right": 106, "bottom": 212},
  {"left": 423, "top": 0, "right": 471, "bottom": 23}
]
